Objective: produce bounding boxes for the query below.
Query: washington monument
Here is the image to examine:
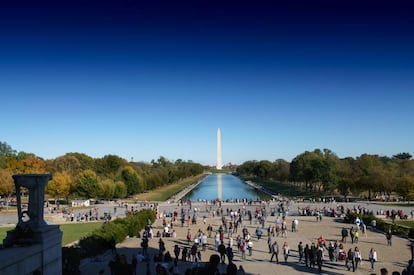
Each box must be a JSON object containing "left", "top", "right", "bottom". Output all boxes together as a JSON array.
[{"left": 216, "top": 128, "right": 222, "bottom": 170}]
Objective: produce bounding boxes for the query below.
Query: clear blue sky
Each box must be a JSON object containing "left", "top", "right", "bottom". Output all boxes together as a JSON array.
[{"left": 0, "top": 1, "right": 413, "bottom": 165}]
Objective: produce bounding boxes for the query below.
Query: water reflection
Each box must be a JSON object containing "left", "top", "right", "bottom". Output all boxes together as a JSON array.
[
  {"left": 183, "top": 174, "right": 269, "bottom": 201},
  {"left": 217, "top": 173, "right": 222, "bottom": 200}
]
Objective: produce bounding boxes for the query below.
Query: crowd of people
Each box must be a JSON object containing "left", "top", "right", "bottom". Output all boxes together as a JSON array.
[{"left": 98, "top": 198, "right": 413, "bottom": 275}]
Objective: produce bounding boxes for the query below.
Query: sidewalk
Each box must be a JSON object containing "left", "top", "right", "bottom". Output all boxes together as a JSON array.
[{"left": 80, "top": 201, "right": 411, "bottom": 275}]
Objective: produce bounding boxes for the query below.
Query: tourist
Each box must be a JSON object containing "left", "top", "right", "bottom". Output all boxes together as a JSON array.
[
  {"left": 386, "top": 228, "right": 393, "bottom": 246},
  {"left": 281, "top": 220, "right": 287, "bottom": 238},
  {"left": 309, "top": 242, "right": 317, "bottom": 268},
  {"left": 354, "top": 246, "right": 362, "bottom": 271},
  {"left": 354, "top": 230, "right": 359, "bottom": 244},
  {"left": 341, "top": 227, "right": 348, "bottom": 243},
  {"left": 190, "top": 254, "right": 220, "bottom": 275},
  {"left": 282, "top": 241, "right": 289, "bottom": 262},
  {"left": 297, "top": 241, "right": 304, "bottom": 263},
  {"left": 304, "top": 243, "right": 310, "bottom": 267},
  {"left": 316, "top": 246, "right": 323, "bottom": 272},
  {"left": 187, "top": 229, "right": 192, "bottom": 245},
  {"left": 226, "top": 243, "right": 234, "bottom": 263},
  {"left": 240, "top": 239, "right": 247, "bottom": 260},
  {"left": 181, "top": 247, "right": 188, "bottom": 261},
  {"left": 350, "top": 227, "right": 355, "bottom": 243},
  {"left": 174, "top": 244, "right": 180, "bottom": 259},
  {"left": 270, "top": 241, "right": 279, "bottom": 263},
  {"left": 226, "top": 260, "right": 237, "bottom": 275},
  {"left": 247, "top": 239, "right": 253, "bottom": 256},
  {"left": 207, "top": 224, "right": 213, "bottom": 237},
  {"left": 327, "top": 241, "right": 335, "bottom": 261},
  {"left": 346, "top": 248, "right": 355, "bottom": 272},
  {"left": 218, "top": 241, "right": 227, "bottom": 263},
  {"left": 362, "top": 222, "right": 367, "bottom": 237},
  {"left": 215, "top": 232, "right": 220, "bottom": 251},
  {"left": 369, "top": 248, "right": 377, "bottom": 271},
  {"left": 267, "top": 235, "right": 273, "bottom": 253},
  {"left": 255, "top": 226, "right": 263, "bottom": 240}
]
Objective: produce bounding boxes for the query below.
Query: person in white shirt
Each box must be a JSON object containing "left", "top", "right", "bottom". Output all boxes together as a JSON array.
[{"left": 368, "top": 248, "right": 377, "bottom": 271}]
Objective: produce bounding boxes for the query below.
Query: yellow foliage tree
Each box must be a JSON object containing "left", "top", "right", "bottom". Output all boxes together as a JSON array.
[{"left": 46, "top": 171, "right": 71, "bottom": 204}]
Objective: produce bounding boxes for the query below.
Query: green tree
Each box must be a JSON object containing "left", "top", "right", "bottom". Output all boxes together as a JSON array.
[
  {"left": 120, "top": 166, "right": 143, "bottom": 195},
  {"left": 95, "top": 155, "right": 126, "bottom": 179},
  {"left": 75, "top": 170, "right": 100, "bottom": 198},
  {"left": 337, "top": 157, "right": 355, "bottom": 198},
  {"left": 273, "top": 159, "right": 290, "bottom": 182},
  {"left": 114, "top": 180, "right": 127, "bottom": 198},
  {"left": 354, "top": 154, "right": 384, "bottom": 200},
  {"left": 0, "top": 141, "right": 16, "bottom": 156},
  {"left": 393, "top": 152, "right": 412, "bottom": 160},
  {"left": 97, "top": 179, "right": 116, "bottom": 199},
  {"left": 396, "top": 175, "right": 414, "bottom": 200}
]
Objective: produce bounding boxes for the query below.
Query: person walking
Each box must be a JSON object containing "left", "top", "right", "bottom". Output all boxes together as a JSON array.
[
  {"left": 368, "top": 248, "right": 378, "bottom": 271},
  {"left": 353, "top": 247, "right": 362, "bottom": 271},
  {"left": 270, "top": 241, "right": 279, "bottom": 263},
  {"left": 247, "top": 239, "right": 253, "bottom": 256},
  {"left": 346, "top": 248, "right": 355, "bottom": 272},
  {"left": 341, "top": 227, "right": 348, "bottom": 243},
  {"left": 316, "top": 246, "right": 323, "bottom": 272},
  {"left": 304, "top": 244, "right": 310, "bottom": 267},
  {"left": 386, "top": 229, "right": 392, "bottom": 246},
  {"left": 267, "top": 236, "right": 273, "bottom": 253},
  {"left": 282, "top": 242, "right": 290, "bottom": 262},
  {"left": 350, "top": 227, "right": 355, "bottom": 244},
  {"left": 218, "top": 241, "right": 227, "bottom": 264},
  {"left": 354, "top": 230, "right": 359, "bottom": 244},
  {"left": 298, "top": 241, "right": 304, "bottom": 263}
]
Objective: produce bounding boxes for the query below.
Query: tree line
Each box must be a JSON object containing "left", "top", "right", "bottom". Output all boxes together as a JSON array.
[
  {"left": 0, "top": 141, "right": 204, "bottom": 203},
  {"left": 236, "top": 149, "right": 414, "bottom": 200}
]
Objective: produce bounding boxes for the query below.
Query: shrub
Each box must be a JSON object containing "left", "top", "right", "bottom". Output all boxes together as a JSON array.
[
  {"left": 344, "top": 212, "right": 411, "bottom": 236},
  {"left": 63, "top": 208, "right": 156, "bottom": 270}
]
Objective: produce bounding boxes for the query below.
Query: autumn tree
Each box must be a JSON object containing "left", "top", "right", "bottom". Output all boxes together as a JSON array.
[
  {"left": 0, "top": 169, "right": 14, "bottom": 210},
  {"left": 66, "top": 153, "right": 95, "bottom": 171},
  {"left": 46, "top": 171, "right": 72, "bottom": 204},
  {"left": 7, "top": 156, "right": 47, "bottom": 174},
  {"left": 48, "top": 155, "right": 81, "bottom": 177}
]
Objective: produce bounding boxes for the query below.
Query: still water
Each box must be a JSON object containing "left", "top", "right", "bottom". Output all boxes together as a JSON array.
[{"left": 183, "top": 174, "right": 270, "bottom": 201}]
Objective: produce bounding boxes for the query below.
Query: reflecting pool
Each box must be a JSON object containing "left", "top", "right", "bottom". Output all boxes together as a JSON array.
[{"left": 182, "top": 174, "right": 270, "bottom": 201}]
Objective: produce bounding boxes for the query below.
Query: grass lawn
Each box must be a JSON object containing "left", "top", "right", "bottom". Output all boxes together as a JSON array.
[
  {"left": 395, "top": 220, "right": 414, "bottom": 229},
  {"left": 133, "top": 174, "right": 205, "bottom": 201},
  {"left": 375, "top": 202, "right": 414, "bottom": 207},
  {"left": 243, "top": 177, "right": 325, "bottom": 199},
  {"left": 0, "top": 222, "right": 102, "bottom": 247}
]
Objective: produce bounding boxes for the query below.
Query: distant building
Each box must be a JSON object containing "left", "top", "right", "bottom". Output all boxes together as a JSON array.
[{"left": 71, "top": 199, "right": 90, "bottom": 207}]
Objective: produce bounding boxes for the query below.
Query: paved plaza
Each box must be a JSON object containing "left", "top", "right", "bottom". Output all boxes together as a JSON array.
[{"left": 77, "top": 200, "right": 412, "bottom": 275}]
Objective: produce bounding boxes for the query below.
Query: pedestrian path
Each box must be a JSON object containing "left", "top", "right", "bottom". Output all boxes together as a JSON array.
[{"left": 80, "top": 201, "right": 411, "bottom": 274}]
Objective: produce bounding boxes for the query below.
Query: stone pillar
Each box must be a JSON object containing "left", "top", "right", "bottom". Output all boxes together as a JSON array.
[
  {"left": 2, "top": 174, "right": 62, "bottom": 275},
  {"left": 14, "top": 174, "right": 51, "bottom": 229}
]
